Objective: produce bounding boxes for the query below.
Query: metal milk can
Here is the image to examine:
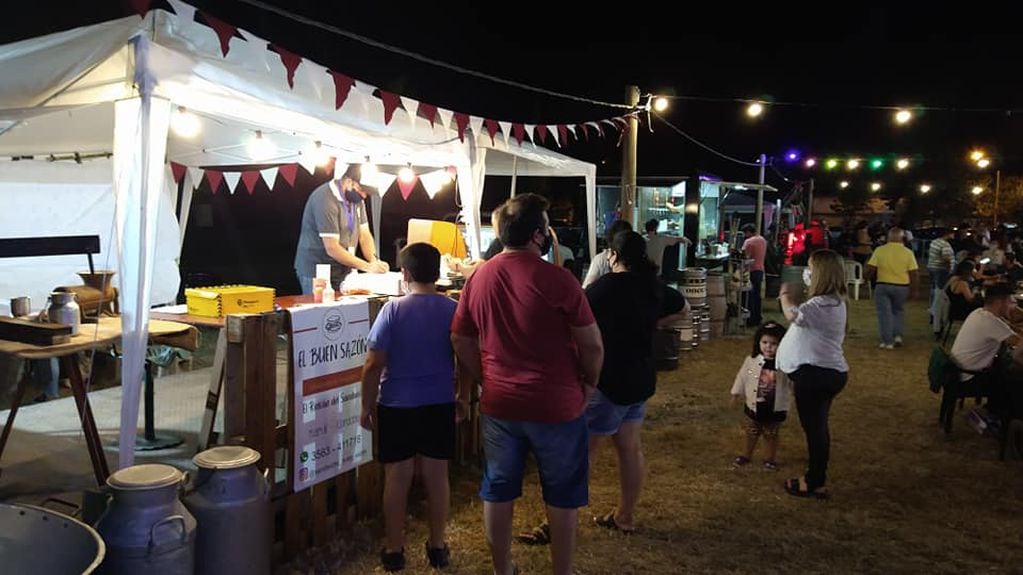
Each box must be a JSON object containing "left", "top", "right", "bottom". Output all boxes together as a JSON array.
[
  {"left": 95, "top": 464, "right": 196, "bottom": 575},
  {"left": 183, "top": 446, "right": 272, "bottom": 575},
  {"left": 45, "top": 291, "right": 81, "bottom": 335}
]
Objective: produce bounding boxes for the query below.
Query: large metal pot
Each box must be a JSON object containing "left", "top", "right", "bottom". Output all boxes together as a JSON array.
[{"left": 0, "top": 502, "right": 105, "bottom": 574}]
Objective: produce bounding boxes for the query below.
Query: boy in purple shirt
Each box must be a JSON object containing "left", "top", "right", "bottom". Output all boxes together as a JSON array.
[{"left": 360, "top": 243, "right": 459, "bottom": 572}]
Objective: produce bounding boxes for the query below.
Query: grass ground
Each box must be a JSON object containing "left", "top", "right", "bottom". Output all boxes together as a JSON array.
[{"left": 298, "top": 296, "right": 1023, "bottom": 574}]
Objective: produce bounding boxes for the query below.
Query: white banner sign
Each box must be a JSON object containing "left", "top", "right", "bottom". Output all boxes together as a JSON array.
[{"left": 290, "top": 301, "right": 373, "bottom": 492}]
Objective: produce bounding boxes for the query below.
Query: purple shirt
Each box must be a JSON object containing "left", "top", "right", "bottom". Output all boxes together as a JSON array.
[{"left": 368, "top": 293, "right": 457, "bottom": 408}]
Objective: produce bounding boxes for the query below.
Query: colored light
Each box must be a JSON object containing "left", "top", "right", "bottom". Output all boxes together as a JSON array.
[
  {"left": 825, "top": 158, "right": 838, "bottom": 169},
  {"left": 804, "top": 158, "right": 817, "bottom": 168},
  {"left": 920, "top": 184, "right": 931, "bottom": 193},
  {"left": 847, "top": 159, "right": 860, "bottom": 170},
  {"left": 785, "top": 150, "right": 800, "bottom": 162},
  {"left": 870, "top": 159, "right": 883, "bottom": 170},
  {"left": 653, "top": 97, "right": 669, "bottom": 112},
  {"left": 972, "top": 186, "right": 984, "bottom": 195},
  {"left": 970, "top": 150, "right": 985, "bottom": 161},
  {"left": 170, "top": 107, "right": 201, "bottom": 139},
  {"left": 895, "top": 109, "right": 912, "bottom": 124},
  {"left": 871, "top": 182, "right": 882, "bottom": 191},
  {"left": 839, "top": 181, "right": 849, "bottom": 189},
  {"left": 746, "top": 102, "right": 764, "bottom": 117},
  {"left": 896, "top": 158, "right": 910, "bottom": 170},
  {"left": 977, "top": 158, "right": 991, "bottom": 168}
]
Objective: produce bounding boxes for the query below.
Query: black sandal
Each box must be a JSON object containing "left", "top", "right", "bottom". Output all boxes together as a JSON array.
[
  {"left": 784, "top": 477, "right": 830, "bottom": 499},
  {"left": 380, "top": 548, "right": 406, "bottom": 572},
  {"left": 593, "top": 511, "right": 635, "bottom": 534},
  {"left": 425, "top": 542, "right": 450, "bottom": 569},
  {"left": 515, "top": 521, "right": 551, "bottom": 545}
]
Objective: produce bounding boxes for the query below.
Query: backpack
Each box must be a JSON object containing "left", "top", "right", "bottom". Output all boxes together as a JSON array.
[{"left": 927, "top": 345, "right": 958, "bottom": 393}]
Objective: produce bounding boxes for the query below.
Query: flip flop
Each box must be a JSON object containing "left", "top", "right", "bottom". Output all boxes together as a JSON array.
[
  {"left": 515, "top": 522, "right": 551, "bottom": 546},
  {"left": 593, "top": 511, "right": 636, "bottom": 534},
  {"left": 784, "top": 477, "right": 830, "bottom": 500}
]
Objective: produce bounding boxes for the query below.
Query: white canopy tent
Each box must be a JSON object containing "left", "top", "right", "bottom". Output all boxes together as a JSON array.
[{"left": 0, "top": 2, "right": 598, "bottom": 468}]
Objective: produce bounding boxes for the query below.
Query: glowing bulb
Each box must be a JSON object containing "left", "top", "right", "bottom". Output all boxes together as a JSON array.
[
  {"left": 847, "top": 159, "right": 860, "bottom": 170},
  {"left": 895, "top": 109, "right": 912, "bottom": 124},
  {"left": 653, "top": 97, "right": 669, "bottom": 112},
  {"left": 977, "top": 158, "right": 991, "bottom": 169},
  {"left": 825, "top": 159, "right": 838, "bottom": 169},
  {"left": 839, "top": 181, "right": 849, "bottom": 189},
  {"left": 359, "top": 162, "right": 378, "bottom": 185},
  {"left": 746, "top": 102, "right": 764, "bottom": 118},
  {"left": 303, "top": 141, "right": 331, "bottom": 168},
  {"left": 972, "top": 186, "right": 984, "bottom": 195},
  {"left": 920, "top": 184, "right": 931, "bottom": 193},
  {"left": 871, "top": 182, "right": 882, "bottom": 191},
  {"left": 970, "top": 150, "right": 985, "bottom": 162},
  {"left": 246, "top": 131, "right": 276, "bottom": 160},
  {"left": 896, "top": 158, "right": 910, "bottom": 170},
  {"left": 170, "top": 107, "right": 201, "bottom": 139},
  {"left": 398, "top": 166, "right": 416, "bottom": 184},
  {"left": 870, "top": 159, "right": 883, "bottom": 170},
  {"left": 804, "top": 158, "right": 817, "bottom": 168}
]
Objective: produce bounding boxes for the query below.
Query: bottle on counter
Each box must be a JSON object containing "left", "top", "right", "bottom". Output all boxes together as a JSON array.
[{"left": 312, "top": 278, "right": 327, "bottom": 303}]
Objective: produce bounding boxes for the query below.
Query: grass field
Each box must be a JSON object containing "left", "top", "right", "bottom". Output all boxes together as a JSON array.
[{"left": 289, "top": 297, "right": 1023, "bottom": 574}]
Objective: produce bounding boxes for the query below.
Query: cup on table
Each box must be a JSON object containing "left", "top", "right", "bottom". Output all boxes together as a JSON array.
[{"left": 10, "top": 296, "right": 30, "bottom": 318}]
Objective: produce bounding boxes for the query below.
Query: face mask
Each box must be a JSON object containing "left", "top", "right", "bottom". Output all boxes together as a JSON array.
[
  {"left": 802, "top": 268, "right": 812, "bottom": 286},
  {"left": 344, "top": 189, "right": 364, "bottom": 203},
  {"left": 536, "top": 228, "right": 553, "bottom": 257}
]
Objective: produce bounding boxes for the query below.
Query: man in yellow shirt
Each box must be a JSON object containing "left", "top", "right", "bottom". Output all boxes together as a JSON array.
[{"left": 866, "top": 228, "right": 918, "bottom": 349}]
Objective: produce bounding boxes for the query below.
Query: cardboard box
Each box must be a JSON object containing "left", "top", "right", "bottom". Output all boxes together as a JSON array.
[{"left": 185, "top": 285, "right": 275, "bottom": 318}]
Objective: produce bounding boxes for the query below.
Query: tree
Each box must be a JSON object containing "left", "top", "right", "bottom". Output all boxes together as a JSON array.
[
  {"left": 968, "top": 173, "right": 1023, "bottom": 223},
  {"left": 829, "top": 184, "right": 872, "bottom": 227}
]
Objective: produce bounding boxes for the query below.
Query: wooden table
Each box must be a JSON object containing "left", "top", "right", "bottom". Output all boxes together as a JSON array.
[{"left": 0, "top": 317, "right": 196, "bottom": 485}]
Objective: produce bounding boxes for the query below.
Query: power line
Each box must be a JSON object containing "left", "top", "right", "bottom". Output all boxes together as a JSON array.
[
  {"left": 663, "top": 93, "right": 1022, "bottom": 114},
  {"left": 234, "top": 0, "right": 634, "bottom": 111},
  {"left": 652, "top": 112, "right": 763, "bottom": 167}
]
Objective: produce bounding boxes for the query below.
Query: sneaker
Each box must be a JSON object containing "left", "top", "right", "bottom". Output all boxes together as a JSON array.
[
  {"left": 879, "top": 343, "right": 894, "bottom": 350},
  {"left": 425, "top": 542, "right": 450, "bottom": 569},
  {"left": 733, "top": 455, "right": 751, "bottom": 467},
  {"left": 381, "top": 548, "right": 405, "bottom": 572},
  {"left": 894, "top": 336, "right": 904, "bottom": 347}
]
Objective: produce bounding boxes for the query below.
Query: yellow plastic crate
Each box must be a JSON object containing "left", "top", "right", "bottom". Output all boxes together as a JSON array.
[{"left": 185, "top": 285, "right": 276, "bottom": 318}]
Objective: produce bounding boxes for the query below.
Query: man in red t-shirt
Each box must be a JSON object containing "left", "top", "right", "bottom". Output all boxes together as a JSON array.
[
  {"left": 452, "top": 193, "right": 603, "bottom": 575},
  {"left": 742, "top": 223, "right": 768, "bottom": 326}
]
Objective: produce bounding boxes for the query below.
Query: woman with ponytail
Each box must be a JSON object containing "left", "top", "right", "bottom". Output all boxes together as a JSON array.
[{"left": 583, "top": 230, "right": 687, "bottom": 533}]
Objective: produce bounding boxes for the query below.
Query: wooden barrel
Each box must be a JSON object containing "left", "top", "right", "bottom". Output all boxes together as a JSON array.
[
  {"left": 681, "top": 267, "right": 707, "bottom": 309},
  {"left": 707, "top": 272, "right": 727, "bottom": 321},
  {"left": 653, "top": 328, "right": 681, "bottom": 370}
]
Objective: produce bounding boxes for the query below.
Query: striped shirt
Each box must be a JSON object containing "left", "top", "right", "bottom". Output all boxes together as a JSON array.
[{"left": 927, "top": 238, "right": 954, "bottom": 271}]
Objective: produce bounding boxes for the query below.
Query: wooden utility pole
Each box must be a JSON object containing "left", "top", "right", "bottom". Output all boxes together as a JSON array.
[
  {"left": 620, "top": 85, "right": 640, "bottom": 225},
  {"left": 755, "top": 154, "right": 766, "bottom": 235},
  {"left": 805, "top": 178, "right": 815, "bottom": 226}
]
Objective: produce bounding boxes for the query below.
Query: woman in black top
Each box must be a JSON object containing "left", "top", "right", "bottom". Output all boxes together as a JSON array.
[
  {"left": 945, "top": 260, "right": 978, "bottom": 322},
  {"left": 584, "top": 231, "right": 686, "bottom": 533}
]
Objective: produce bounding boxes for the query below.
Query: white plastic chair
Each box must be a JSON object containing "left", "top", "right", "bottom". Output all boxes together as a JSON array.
[{"left": 845, "top": 261, "right": 870, "bottom": 300}]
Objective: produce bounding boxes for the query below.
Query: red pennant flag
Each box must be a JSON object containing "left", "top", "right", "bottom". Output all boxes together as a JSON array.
[
  {"left": 398, "top": 176, "right": 417, "bottom": 200},
  {"left": 453, "top": 113, "right": 470, "bottom": 142},
  {"left": 199, "top": 12, "right": 237, "bottom": 57},
  {"left": 241, "top": 171, "right": 262, "bottom": 195},
  {"left": 557, "top": 124, "right": 570, "bottom": 147},
  {"left": 484, "top": 119, "right": 500, "bottom": 145},
  {"left": 279, "top": 164, "right": 299, "bottom": 187},
  {"left": 379, "top": 92, "right": 402, "bottom": 125},
  {"left": 577, "top": 124, "right": 589, "bottom": 142},
  {"left": 417, "top": 103, "right": 438, "bottom": 128},
  {"left": 595, "top": 122, "right": 606, "bottom": 139},
  {"left": 170, "top": 162, "right": 186, "bottom": 184},
  {"left": 535, "top": 124, "right": 547, "bottom": 145},
  {"left": 205, "top": 170, "right": 224, "bottom": 194},
  {"left": 128, "top": 0, "right": 153, "bottom": 17},
  {"left": 271, "top": 45, "right": 302, "bottom": 89},
  {"left": 512, "top": 123, "right": 527, "bottom": 146},
  {"left": 327, "top": 71, "right": 355, "bottom": 110}
]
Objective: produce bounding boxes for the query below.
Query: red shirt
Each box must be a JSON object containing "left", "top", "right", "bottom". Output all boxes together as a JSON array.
[{"left": 451, "top": 251, "right": 596, "bottom": 422}]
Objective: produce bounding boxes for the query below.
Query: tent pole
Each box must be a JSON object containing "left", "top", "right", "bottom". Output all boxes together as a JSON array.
[{"left": 509, "top": 156, "right": 518, "bottom": 198}]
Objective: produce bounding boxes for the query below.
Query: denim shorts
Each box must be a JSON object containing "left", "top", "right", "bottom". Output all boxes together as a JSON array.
[
  {"left": 585, "top": 389, "right": 646, "bottom": 436},
  {"left": 479, "top": 414, "right": 589, "bottom": 509}
]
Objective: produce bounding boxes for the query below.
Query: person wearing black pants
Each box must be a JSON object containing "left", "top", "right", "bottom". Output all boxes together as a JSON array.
[{"left": 790, "top": 366, "right": 847, "bottom": 489}]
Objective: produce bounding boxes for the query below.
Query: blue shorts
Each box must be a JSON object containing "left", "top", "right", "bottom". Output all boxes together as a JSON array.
[
  {"left": 479, "top": 414, "right": 589, "bottom": 509},
  {"left": 586, "top": 389, "right": 646, "bottom": 436}
]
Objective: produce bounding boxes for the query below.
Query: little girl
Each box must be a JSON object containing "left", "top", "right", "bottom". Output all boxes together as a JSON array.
[{"left": 730, "top": 322, "right": 792, "bottom": 470}]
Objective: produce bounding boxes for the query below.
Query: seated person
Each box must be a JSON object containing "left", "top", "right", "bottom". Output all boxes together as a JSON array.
[
  {"left": 945, "top": 261, "right": 980, "bottom": 322},
  {"left": 1004, "top": 252, "right": 1023, "bottom": 284},
  {"left": 950, "top": 284, "right": 1023, "bottom": 397}
]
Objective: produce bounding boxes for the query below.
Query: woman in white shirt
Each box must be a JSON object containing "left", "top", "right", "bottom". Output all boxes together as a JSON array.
[{"left": 776, "top": 249, "right": 849, "bottom": 499}]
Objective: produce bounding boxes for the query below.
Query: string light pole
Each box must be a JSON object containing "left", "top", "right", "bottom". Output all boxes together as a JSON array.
[{"left": 621, "top": 85, "right": 641, "bottom": 225}]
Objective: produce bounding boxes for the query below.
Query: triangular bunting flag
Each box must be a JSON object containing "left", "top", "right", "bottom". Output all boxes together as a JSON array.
[
  {"left": 512, "top": 123, "right": 527, "bottom": 146},
  {"left": 372, "top": 173, "right": 397, "bottom": 197},
  {"left": 199, "top": 12, "right": 237, "bottom": 57},
  {"left": 205, "top": 170, "right": 224, "bottom": 194},
  {"left": 437, "top": 108, "right": 454, "bottom": 132},
  {"left": 260, "top": 167, "right": 279, "bottom": 189},
  {"left": 576, "top": 124, "right": 589, "bottom": 142},
  {"left": 170, "top": 162, "right": 187, "bottom": 184},
  {"left": 546, "top": 125, "right": 559, "bottom": 147},
  {"left": 499, "top": 122, "right": 512, "bottom": 146},
  {"left": 333, "top": 162, "right": 348, "bottom": 181},
  {"left": 453, "top": 113, "right": 470, "bottom": 142},
  {"left": 557, "top": 125, "right": 570, "bottom": 148},
  {"left": 187, "top": 167, "right": 203, "bottom": 188},
  {"left": 379, "top": 91, "right": 402, "bottom": 126},
  {"left": 483, "top": 119, "right": 500, "bottom": 145},
  {"left": 400, "top": 96, "right": 418, "bottom": 129},
  {"left": 128, "top": 0, "right": 153, "bottom": 17},
  {"left": 535, "top": 124, "right": 547, "bottom": 145},
  {"left": 279, "top": 163, "right": 299, "bottom": 187},
  {"left": 270, "top": 44, "right": 302, "bottom": 89},
  {"left": 469, "top": 117, "right": 484, "bottom": 140},
  {"left": 328, "top": 71, "right": 355, "bottom": 110},
  {"left": 167, "top": 0, "right": 196, "bottom": 30},
  {"left": 241, "top": 171, "right": 262, "bottom": 195},
  {"left": 398, "top": 175, "right": 417, "bottom": 200},
  {"left": 590, "top": 121, "right": 605, "bottom": 139},
  {"left": 417, "top": 103, "right": 438, "bottom": 128},
  {"left": 298, "top": 155, "right": 319, "bottom": 176},
  {"left": 223, "top": 171, "right": 242, "bottom": 194}
]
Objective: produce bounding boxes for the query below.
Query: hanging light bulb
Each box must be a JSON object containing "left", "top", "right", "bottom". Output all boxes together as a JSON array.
[
  {"left": 896, "top": 158, "right": 910, "bottom": 170},
  {"left": 847, "top": 159, "right": 860, "bottom": 170},
  {"left": 971, "top": 186, "right": 984, "bottom": 195},
  {"left": 871, "top": 182, "right": 882, "bottom": 192},
  {"left": 976, "top": 158, "right": 991, "bottom": 169},
  {"left": 653, "top": 97, "right": 669, "bottom": 112},
  {"left": 894, "top": 109, "right": 913, "bottom": 125},
  {"left": 303, "top": 141, "right": 332, "bottom": 168},
  {"left": 839, "top": 181, "right": 850, "bottom": 189},
  {"left": 970, "top": 150, "right": 986, "bottom": 162},
  {"left": 804, "top": 158, "right": 817, "bottom": 168},
  {"left": 171, "top": 107, "right": 201, "bottom": 139},
  {"left": 825, "top": 158, "right": 838, "bottom": 170},
  {"left": 746, "top": 102, "right": 764, "bottom": 118},
  {"left": 920, "top": 184, "right": 932, "bottom": 193},
  {"left": 360, "top": 160, "right": 378, "bottom": 185},
  {"left": 247, "top": 131, "right": 276, "bottom": 160},
  {"left": 398, "top": 164, "right": 416, "bottom": 184}
]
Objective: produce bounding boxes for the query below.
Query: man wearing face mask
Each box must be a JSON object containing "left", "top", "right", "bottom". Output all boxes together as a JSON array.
[{"left": 294, "top": 165, "right": 390, "bottom": 293}]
